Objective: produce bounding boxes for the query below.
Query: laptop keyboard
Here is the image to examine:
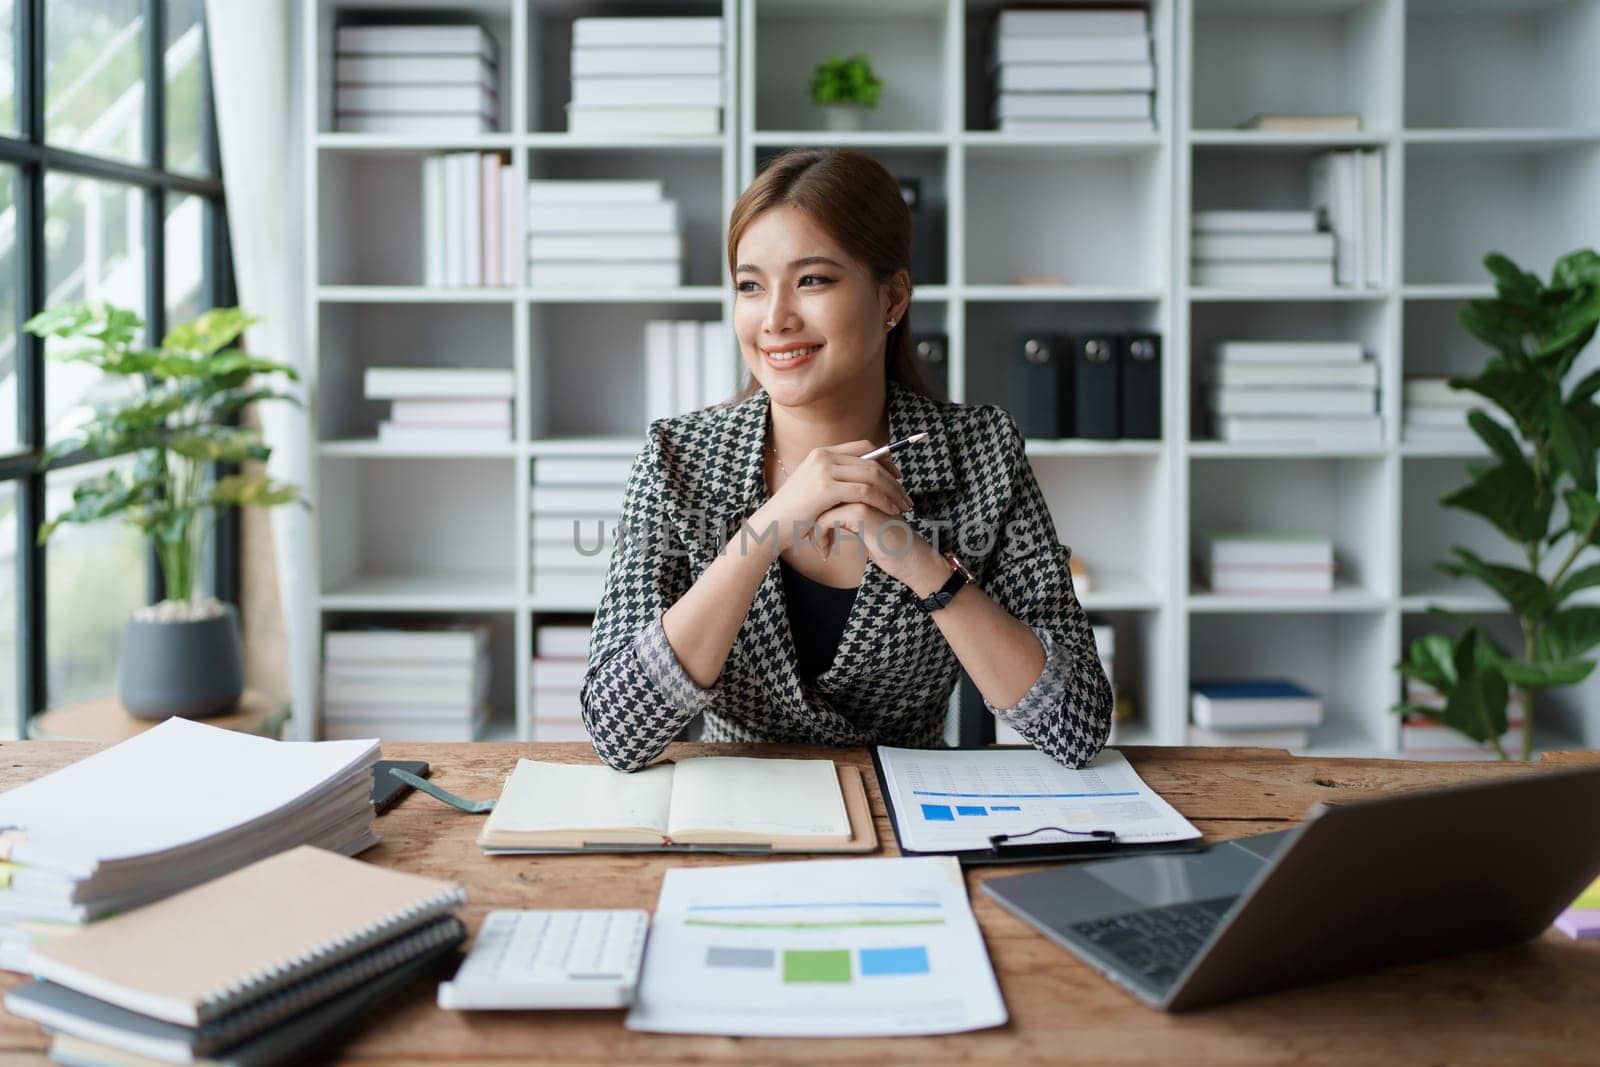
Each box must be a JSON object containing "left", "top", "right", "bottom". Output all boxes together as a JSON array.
[{"left": 1070, "top": 896, "right": 1237, "bottom": 990}]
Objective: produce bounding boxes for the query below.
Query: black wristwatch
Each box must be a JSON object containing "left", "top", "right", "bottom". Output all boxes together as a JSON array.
[{"left": 916, "top": 554, "right": 976, "bottom": 613}]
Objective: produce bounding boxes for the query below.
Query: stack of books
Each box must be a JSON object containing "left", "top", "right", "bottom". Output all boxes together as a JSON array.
[
  {"left": 990, "top": 7, "right": 1153, "bottom": 133},
  {"left": 334, "top": 24, "right": 497, "bottom": 134},
  {"left": 645, "top": 319, "right": 739, "bottom": 421},
  {"left": 1208, "top": 340, "right": 1380, "bottom": 446},
  {"left": 0, "top": 719, "right": 379, "bottom": 970},
  {"left": 6, "top": 847, "right": 465, "bottom": 1065},
  {"left": 1191, "top": 210, "right": 1334, "bottom": 288},
  {"left": 1309, "top": 149, "right": 1384, "bottom": 288},
  {"left": 530, "top": 458, "right": 629, "bottom": 605},
  {"left": 1190, "top": 679, "right": 1324, "bottom": 748},
  {"left": 364, "top": 366, "right": 514, "bottom": 448},
  {"left": 530, "top": 624, "right": 595, "bottom": 742},
  {"left": 322, "top": 625, "right": 491, "bottom": 742},
  {"left": 996, "top": 623, "right": 1116, "bottom": 745},
  {"left": 527, "top": 180, "right": 684, "bottom": 289},
  {"left": 1402, "top": 376, "right": 1502, "bottom": 448},
  {"left": 567, "top": 17, "right": 724, "bottom": 136},
  {"left": 421, "top": 152, "right": 516, "bottom": 287},
  {"left": 1399, "top": 677, "right": 1525, "bottom": 760},
  {"left": 1197, "top": 531, "right": 1335, "bottom": 596}
]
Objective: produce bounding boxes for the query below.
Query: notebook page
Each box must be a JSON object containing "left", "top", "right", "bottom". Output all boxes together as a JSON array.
[
  {"left": 481, "top": 760, "right": 675, "bottom": 837},
  {"left": 665, "top": 758, "right": 849, "bottom": 841}
]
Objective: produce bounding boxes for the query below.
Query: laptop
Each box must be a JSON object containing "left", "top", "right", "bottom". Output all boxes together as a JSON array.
[{"left": 981, "top": 763, "right": 1600, "bottom": 1011}]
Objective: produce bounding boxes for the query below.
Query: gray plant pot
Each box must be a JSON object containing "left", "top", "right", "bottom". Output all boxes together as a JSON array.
[{"left": 119, "top": 605, "right": 245, "bottom": 720}]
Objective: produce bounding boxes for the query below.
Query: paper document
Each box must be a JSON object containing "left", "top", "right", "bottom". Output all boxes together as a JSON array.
[
  {"left": 625, "top": 857, "right": 1006, "bottom": 1037},
  {"left": 876, "top": 746, "right": 1200, "bottom": 854}
]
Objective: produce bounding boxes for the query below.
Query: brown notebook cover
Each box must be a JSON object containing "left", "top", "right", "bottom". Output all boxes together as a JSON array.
[{"left": 26, "top": 845, "right": 464, "bottom": 1026}]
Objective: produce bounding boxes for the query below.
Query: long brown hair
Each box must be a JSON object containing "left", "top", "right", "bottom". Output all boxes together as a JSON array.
[{"left": 724, "top": 147, "right": 938, "bottom": 404}]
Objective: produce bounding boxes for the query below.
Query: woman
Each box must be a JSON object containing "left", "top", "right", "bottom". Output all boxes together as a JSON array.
[{"left": 580, "top": 147, "right": 1111, "bottom": 772}]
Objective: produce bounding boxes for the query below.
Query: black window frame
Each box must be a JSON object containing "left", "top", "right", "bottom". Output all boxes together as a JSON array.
[{"left": 0, "top": 0, "right": 235, "bottom": 733}]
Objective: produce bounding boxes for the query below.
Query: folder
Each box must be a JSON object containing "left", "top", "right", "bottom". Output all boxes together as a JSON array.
[
  {"left": 1072, "top": 333, "right": 1120, "bottom": 439},
  {"left": 1013, "top": 332, "right": 1066, "bottom": 438},
  {"left": 1119, "top": 332, "right": 1161, "bottom": 439}
]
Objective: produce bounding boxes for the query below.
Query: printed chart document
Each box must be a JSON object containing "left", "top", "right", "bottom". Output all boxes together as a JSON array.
[
  {"left": 876, "top": 746, "right": 1201, "bottom": 854},
  {"left": 626, "top": 856, "right": 1006, "bottom": 1037}
]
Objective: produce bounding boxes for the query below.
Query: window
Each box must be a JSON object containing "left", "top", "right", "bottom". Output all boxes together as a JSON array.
[{"left": 0, "top": 1, "right": 230, "bottom": 736}]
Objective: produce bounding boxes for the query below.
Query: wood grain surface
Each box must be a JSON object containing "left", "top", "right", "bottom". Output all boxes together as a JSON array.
[{"left": 1, "top": 740, "right": 1597, "bottom": 1065}]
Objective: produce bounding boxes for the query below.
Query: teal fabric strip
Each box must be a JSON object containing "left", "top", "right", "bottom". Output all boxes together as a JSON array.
[{"left": 390, "top": 768, "right": 495, "bottom": 814}]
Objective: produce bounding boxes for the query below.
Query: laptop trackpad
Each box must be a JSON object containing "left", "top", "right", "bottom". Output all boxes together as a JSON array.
[{"left": 1085, "top": 842, "right": 1272, "bottom": 909}]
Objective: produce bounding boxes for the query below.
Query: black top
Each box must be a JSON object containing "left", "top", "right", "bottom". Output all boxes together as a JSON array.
[{"left": 779, "top": 559, "right": 858, "bottom": 685}]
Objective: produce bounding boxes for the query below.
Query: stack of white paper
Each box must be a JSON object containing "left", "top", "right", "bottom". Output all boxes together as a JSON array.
[
  {"left": 322, "top": 625, "right": 491, "bottom": 742},
  {"left": 529, "top": 458, "right": 629, "bottom": 606},
  {"left": 526, "top": 180, "right": 684, "bottom": 289},
  {"left": 0, "top": 719, "right": 379, "bottom": 970},
  {"left": 335, "top": 24, "right": 498, "bottom": 135},
  {"left": 567, "top": 18, "right": 724, "bottom": 136},
  {"left": 626, "top": 856, "right": 1006, "bottom": 1037},
  {"left": 991, "top": 8, "right": 1155, "bottom": 134},
  {"left": 363, "top": 366, "right": 514, "bottom": 448}
]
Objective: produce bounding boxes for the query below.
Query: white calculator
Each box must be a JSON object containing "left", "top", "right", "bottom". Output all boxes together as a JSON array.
[{"left": 437, "top": 909, "right": 651, "bottom": 1010}]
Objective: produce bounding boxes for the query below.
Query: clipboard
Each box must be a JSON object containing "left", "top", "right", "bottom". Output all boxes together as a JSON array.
[
  {"left": 870, "top": 749, "right": 1207, "bottom": 868},
  {"left": 478, "top": 764, "right": 879, "bottom": 855}
]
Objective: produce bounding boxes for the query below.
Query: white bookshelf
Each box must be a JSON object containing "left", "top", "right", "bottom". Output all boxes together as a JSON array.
[{"left": 298, "top": 0, "right": 1600, "bottom": 756}]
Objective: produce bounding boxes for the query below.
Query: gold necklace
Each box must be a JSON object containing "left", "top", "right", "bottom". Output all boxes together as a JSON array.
[{"left": 768, "top": 441, "right": 792, "bottom": 478}]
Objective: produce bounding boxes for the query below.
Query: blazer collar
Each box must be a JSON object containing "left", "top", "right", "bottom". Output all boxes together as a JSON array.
[{"left": 718, "top": 380, "right": 960, "bottom": 513}]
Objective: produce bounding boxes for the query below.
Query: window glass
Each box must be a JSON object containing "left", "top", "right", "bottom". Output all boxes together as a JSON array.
[
  {"left": 45, "top": 458, "right": 146, "bottom": 706},
  {"left": 43, "top": 174, "right": 146, "bottom": 446},
  {"left": 165, "top": 190, "right": 204, "bottom": 328},
  {"left": 46, "top": 0, "right": 147, "bottom": 162},
  {"left": 164, "top": 0, "right": 207, "bottom": 175},
  {"left": 0, "top": 164, "right": 17, "bottom": 455},
  {"left": 0, "top": 1, "right": 15, "bottom": 134},
  {"left": 0, "top": 481, "right": 16, "bottom": 736}
]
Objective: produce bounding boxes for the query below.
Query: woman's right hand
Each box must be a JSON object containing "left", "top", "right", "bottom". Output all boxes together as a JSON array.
[{"left": 748, "top": 440, "right": 915, "bottom": 555}]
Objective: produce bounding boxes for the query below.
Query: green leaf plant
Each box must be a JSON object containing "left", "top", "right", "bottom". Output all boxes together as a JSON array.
[
  {"left": 809, "top": 53, "right": 884, "bottom": 109},
  {"left": 1395, "top": 249, "right": 1600, "bottom": 760},
  {"left": 25, "top": 302, "right": 305, "bottom": 606}
]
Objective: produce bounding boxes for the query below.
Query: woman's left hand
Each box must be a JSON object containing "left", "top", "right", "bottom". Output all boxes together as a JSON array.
[{"left": 813, "top": 501, "right": 945, "bottom": 590}]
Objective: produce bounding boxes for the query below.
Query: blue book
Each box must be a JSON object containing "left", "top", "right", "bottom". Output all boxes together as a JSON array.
[{"left": 1191, "top": 679, "right": 1323, "bottom": 729}]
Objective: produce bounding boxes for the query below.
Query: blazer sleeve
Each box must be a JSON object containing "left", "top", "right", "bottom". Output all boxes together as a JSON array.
[
  {"left": 976, "top": 408, "right": 1113, "bottom": 767},
  {"left": 580, "top": 424, "right": 721, "bottom": 772}
]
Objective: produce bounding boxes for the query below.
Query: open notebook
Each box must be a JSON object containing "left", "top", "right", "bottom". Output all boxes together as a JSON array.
[{"left": 476, "top": 757, "right": 876, "bottom": 853}]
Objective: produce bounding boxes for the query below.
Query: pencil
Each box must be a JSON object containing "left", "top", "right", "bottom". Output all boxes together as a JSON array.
[{"left": 862, "top": 431, "right": 930, "bottom": 461}]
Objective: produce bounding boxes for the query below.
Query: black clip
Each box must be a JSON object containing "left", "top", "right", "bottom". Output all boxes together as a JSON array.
[{"left": 988, "top": 826, "right": 1118, "bottom": 851}]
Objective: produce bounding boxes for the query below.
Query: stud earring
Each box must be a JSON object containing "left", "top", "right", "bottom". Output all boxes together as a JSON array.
[{"left": 886, "top": 318, "right": 897, "bottom": 329}]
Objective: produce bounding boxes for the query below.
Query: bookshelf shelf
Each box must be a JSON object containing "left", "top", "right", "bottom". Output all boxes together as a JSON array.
[
  {"left": 320, "top": 571, "right": 521, "bottom": 611},
  {"left": 1186, "top": 130, "right": 1391, "bottom": 148},
  {"left": 316, "top": 285, "right": 515, "bottom": 304},
  {"left": 296, "top": 0, "right": 1600, "bottom": 756},
  {"left": 1187, "top": 586, "right": 1389, "bottom": 614}
]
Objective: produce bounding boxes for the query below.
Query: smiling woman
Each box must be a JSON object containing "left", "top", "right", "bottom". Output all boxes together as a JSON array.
[{"left": 580, "top": 147, "right": 1113, "bottom": 773}]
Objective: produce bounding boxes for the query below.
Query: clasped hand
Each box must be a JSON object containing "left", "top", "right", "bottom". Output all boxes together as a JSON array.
[{"left": 751, "top": 440, "right": 936, "bottom": 585}]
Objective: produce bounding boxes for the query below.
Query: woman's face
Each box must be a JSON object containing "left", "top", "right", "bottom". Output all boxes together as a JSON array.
[{"left": 733, "top": 204, "right": 898, "bottom": 409}]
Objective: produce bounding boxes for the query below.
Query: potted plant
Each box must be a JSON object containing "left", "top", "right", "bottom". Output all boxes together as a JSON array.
[
  {"left": 810, "top": 53, "right": 883, "bottom": 132},
  {"left": 1394, "top": 249, "right": 1600, "bottom": 759},
  {"left": 25, "top": 302, "right": 303, "bottom": 720}
]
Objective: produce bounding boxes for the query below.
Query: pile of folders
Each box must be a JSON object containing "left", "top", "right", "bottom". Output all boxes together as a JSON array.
[{"left": 1011, "top": 331, "right": 1162, "bottom": 439}]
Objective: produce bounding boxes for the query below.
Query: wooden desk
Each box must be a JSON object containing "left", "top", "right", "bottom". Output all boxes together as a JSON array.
[{"left": 2, "top": 742, "right": 1598, "bottom": 1064}]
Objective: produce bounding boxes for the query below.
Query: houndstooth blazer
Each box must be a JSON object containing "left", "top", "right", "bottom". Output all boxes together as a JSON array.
[{"left": 580, "top": 379, "right": 1113, "bottom": 773}]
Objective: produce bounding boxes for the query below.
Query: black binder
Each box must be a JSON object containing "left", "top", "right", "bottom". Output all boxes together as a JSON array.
[
  {"left": 1072, "top": 333, "right": 1121, "bottom": 439},
  {"left": 1013, "top": 332, "right": 1067, "bottom": 438},
  {"left": 911, "top": 331, "right": 949, "bottom": 398},
  {"left": 897, "top": 176, "right": 947, "bottom": 286},
  {"left": 1120, "top": 332, "right": 1162, "bottom": 439}
]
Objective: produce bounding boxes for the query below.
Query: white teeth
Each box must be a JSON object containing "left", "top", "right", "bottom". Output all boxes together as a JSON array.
[{"left": 769, "top": 344, "right": 821, "bottom": 360}]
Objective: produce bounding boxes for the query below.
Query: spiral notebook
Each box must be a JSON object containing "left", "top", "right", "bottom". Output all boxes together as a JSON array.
[{"left": 16, "top": 846, "right": 465, "bottom": 1027}]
